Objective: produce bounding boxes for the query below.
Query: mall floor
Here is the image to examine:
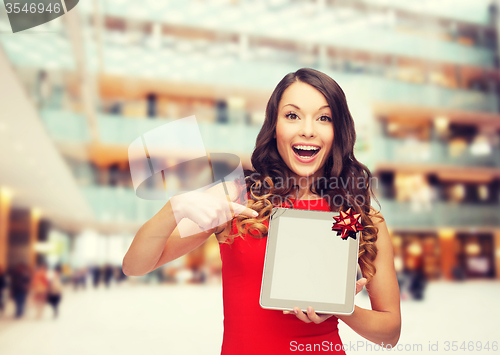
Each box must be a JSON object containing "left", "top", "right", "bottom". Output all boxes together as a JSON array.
[{"left": 0, "top": 280, "right": 498, "bottom": 355}]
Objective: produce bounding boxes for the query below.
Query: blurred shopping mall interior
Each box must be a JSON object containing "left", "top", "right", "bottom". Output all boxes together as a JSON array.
[{"left": 0, "top": 0, "right": 499, "bottom": 297}]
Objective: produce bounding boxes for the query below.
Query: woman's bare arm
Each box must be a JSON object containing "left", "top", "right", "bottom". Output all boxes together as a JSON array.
[
  {"left": 334, "top": 210, "right": 402, "bottom": 347},
  {"left": 292, "top": 209, "right": 401, "bottom": 347},
  {"left": 122, "top": 182, "right": 256, "bottom": 276},
  {"left": 122, "top": 200, "right": 202, "bottom": 276}
]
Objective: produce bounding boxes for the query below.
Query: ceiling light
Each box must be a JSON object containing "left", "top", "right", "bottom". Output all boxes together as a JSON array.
[
  {"left": 0, "top": 186, "right": 14, "bottom": 202},
  {"left": 32, "top": 207, "right": 42, "bottom": 219},
  {"left": 438, "top": 229, "right": 455, "bottom": 239},
  {"left": 470, "top": 135, "right": 491, "bottom": 156},
  {"left": 408, "top": 242, "right": 423, "bottom": 256},
  {"left": 465, "top": 242, "right": 481, "bottom": 256},
  {"left": 387, "top": 122, "right": 399, "bottom": 132},
  {"left": 478, "top": 185, "right": 489, "bottom": 201},
  {"left": 434, "top": 116, "right": 449, "bottom": 133}
]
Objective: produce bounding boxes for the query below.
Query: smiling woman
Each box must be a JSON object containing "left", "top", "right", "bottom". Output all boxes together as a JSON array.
[
  {"left": 123, "top": 68, "right": 401, "bottom": 355},
  {"left": 275, "top": 81, "right": 334, "bottom": 180}
]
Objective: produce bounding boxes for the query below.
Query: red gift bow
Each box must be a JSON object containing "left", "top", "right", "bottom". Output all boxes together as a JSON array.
[{"left": 332, "top": 207, "right": 364, "bottom": 240}]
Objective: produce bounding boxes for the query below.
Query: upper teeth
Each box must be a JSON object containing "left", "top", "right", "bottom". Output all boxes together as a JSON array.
[{"left": 294, "top": 145, "right": 319, "bottom": 150}]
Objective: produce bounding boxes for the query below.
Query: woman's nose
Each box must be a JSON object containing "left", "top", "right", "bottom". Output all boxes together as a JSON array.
[{"left": 299, "top": 117, "right": 316, "bottom": 138}]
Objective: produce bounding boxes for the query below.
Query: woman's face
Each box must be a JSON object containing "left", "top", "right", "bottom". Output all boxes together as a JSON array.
[{"left": 275, "top": 81, "right": 334, "bottom": 178}]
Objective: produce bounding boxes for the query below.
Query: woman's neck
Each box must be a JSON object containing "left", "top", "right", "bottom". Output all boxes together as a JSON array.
[{"left": 289, "top": 170, "right": 324, "bottom": 200}]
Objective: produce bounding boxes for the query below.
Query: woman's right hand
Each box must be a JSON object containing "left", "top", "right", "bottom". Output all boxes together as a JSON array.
[
  {"left": 170, "top": 189, "right": 258, "bottom": 236},
  {"left": 124, "top": 183, "right": 257, "bottom": 276}
]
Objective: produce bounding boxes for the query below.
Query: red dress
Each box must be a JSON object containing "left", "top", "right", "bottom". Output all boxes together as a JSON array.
[{"left": 219, "top": 198, "right": 346, "bottom": 355}]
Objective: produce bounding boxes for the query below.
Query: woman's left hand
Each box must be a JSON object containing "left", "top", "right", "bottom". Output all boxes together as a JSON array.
[{"left": 283, "top": 277, "right": 367, "bottom": 324}]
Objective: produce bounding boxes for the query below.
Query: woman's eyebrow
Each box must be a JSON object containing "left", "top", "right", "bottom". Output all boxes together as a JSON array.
[
  {"left": 282, "top": 104, "right": 301, "bottom": 110},
  {"left": 282, "top": 104, "right": 330, "bottom": 111}
]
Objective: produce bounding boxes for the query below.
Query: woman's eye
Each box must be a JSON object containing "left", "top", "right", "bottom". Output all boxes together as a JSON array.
[
  {"left": 285, "top": 113, "right": 299, "bottom": 120},
  {"left": 318, "top": 116, "right": 332, "bottom": 122}
]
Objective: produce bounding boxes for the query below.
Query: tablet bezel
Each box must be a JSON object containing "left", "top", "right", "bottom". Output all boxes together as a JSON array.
[{"left": 259, "top": 207, "right": 360, "bottom": 315}]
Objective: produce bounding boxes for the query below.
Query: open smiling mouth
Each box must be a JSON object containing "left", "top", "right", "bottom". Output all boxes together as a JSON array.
[{"left": 292, "top": 145, "right": 321, "bottom": 159}]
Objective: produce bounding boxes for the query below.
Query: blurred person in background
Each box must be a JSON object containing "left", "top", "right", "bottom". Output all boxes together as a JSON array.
[
  {"left": 10, "top": 263, "right": 31, "bottom": 319},
  {"left": 408, "top": 265, "right": 427, "bottom": 301},
  {"left": 32, "top": 263, "right": 49, "bottom": 319},
  {"left": 123, "top": 68, "right": 401, "bottom": 354},
  {"left": 35, "top": 70, "right": 52, "bottom": 109},
  {"left": 103, "top": 264, "right": 114, "bottom": 288},
  {"left": 47, "top": 265, "right": 63, "bottom": 319},
  {"left": 91, "top": 265, "right": 101, "bottom": 288},
  {"left": 160, "top": 265, "right": 177, "bottom": 284},
  {"left": 61, "top": 263, "right": 72, "bottom": 284},
  {"left": 72, "top": 267, "right": 87, "bottom": 291},
  {"left": 188, "top": 264, "right": 206, "bottom": 284},
  {"left": 394, "top": 255, "right": 410, "bottom": 301},
  {"left": 452, "top": 264, "right": 466, "bottom": 281},
  {"left": 0, "top": 265, "right": 7, "bottom": 315},
  {"left": 115, "top": 266, "right": 127, "bottom": 285}
]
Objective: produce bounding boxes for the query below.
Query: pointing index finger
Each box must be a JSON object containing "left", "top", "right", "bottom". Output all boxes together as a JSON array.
[{"left": 230, "top": 202, "right": 259, "bottom": 218}]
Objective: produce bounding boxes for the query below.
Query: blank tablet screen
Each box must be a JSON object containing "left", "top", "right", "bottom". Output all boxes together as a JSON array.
[
  {"left": 269, "top": 214, "right": 348, "bottom": 304},
  {"left": 260, "top": 207, "right": 360, "bottom": 314}
]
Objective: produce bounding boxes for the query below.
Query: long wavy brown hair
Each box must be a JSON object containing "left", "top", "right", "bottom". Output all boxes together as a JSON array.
[{"left": 221, "top": 68, "right": 382, "bottom": 282}]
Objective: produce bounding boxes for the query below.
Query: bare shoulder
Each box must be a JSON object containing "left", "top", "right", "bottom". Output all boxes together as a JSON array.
[
  {"left": 365, "top": 206, "right": 395, "bottom": 267},
  {"left": 364, "top": 207, "right": 400, "bottom": 319},
  {"left": 368, "top": 205, "right": 386, "bottom": 227}
]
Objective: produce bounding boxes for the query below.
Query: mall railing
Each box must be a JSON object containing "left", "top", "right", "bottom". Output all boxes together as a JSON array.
[
  {"left": 376, "top": 198, "right": 500, "bottom": 228},
  {"left": 41, "top": 110, "right": 499, "bottom": 165},
  {"left": 374, "top": 137, "right": 500, "bottom": 168},
  {"left": 358, "top": 0, "right": 492, "bottom": 26},
  {"left": 81, "top": 185, "right": 500, "bottom": 228},
  {"left": 39, "top": 80, "right": 498, "bottom": 144},
  {"left": 93, "top": 47, "right": 497, "bottom": 112},
  {"left": 76, "top": 0, "right": 494, "bottom": 68},
  {"left": 82, "top": 186, "right": 165, "bottom": 223},
  {"left": 40, "top": 110, "right": 261, "bottom": 153}
]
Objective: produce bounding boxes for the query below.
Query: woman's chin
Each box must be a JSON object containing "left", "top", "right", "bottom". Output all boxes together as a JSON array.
[{"left": 290, "top": 167, "right": 322, "bottom": 179}]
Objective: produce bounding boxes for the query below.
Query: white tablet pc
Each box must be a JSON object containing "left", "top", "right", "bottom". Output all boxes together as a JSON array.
[{"left": 259, "top": 207, "right": 361, "bottom": 315}]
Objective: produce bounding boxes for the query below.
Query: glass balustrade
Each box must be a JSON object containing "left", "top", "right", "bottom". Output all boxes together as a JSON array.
[
  {"left": 374, "top": 137, "right": 500, "bottom": 168},
  {"left": 82, "top": 186, "right": 166, "bottom": 223},
  {"left": 40, "top": 110, "right": 500, "bottom": 169},
  {"left": 81, "top": 186, "right": 500, "bottom": 227},
  {"left": 40, "top": 110, "right": 262, "bottom": 152},
  {"left": 76, "top": 0, "right": 494, "bottom": 67},
  {"left": 376, "top": 199, "right": 500, "bottom": 228}
]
